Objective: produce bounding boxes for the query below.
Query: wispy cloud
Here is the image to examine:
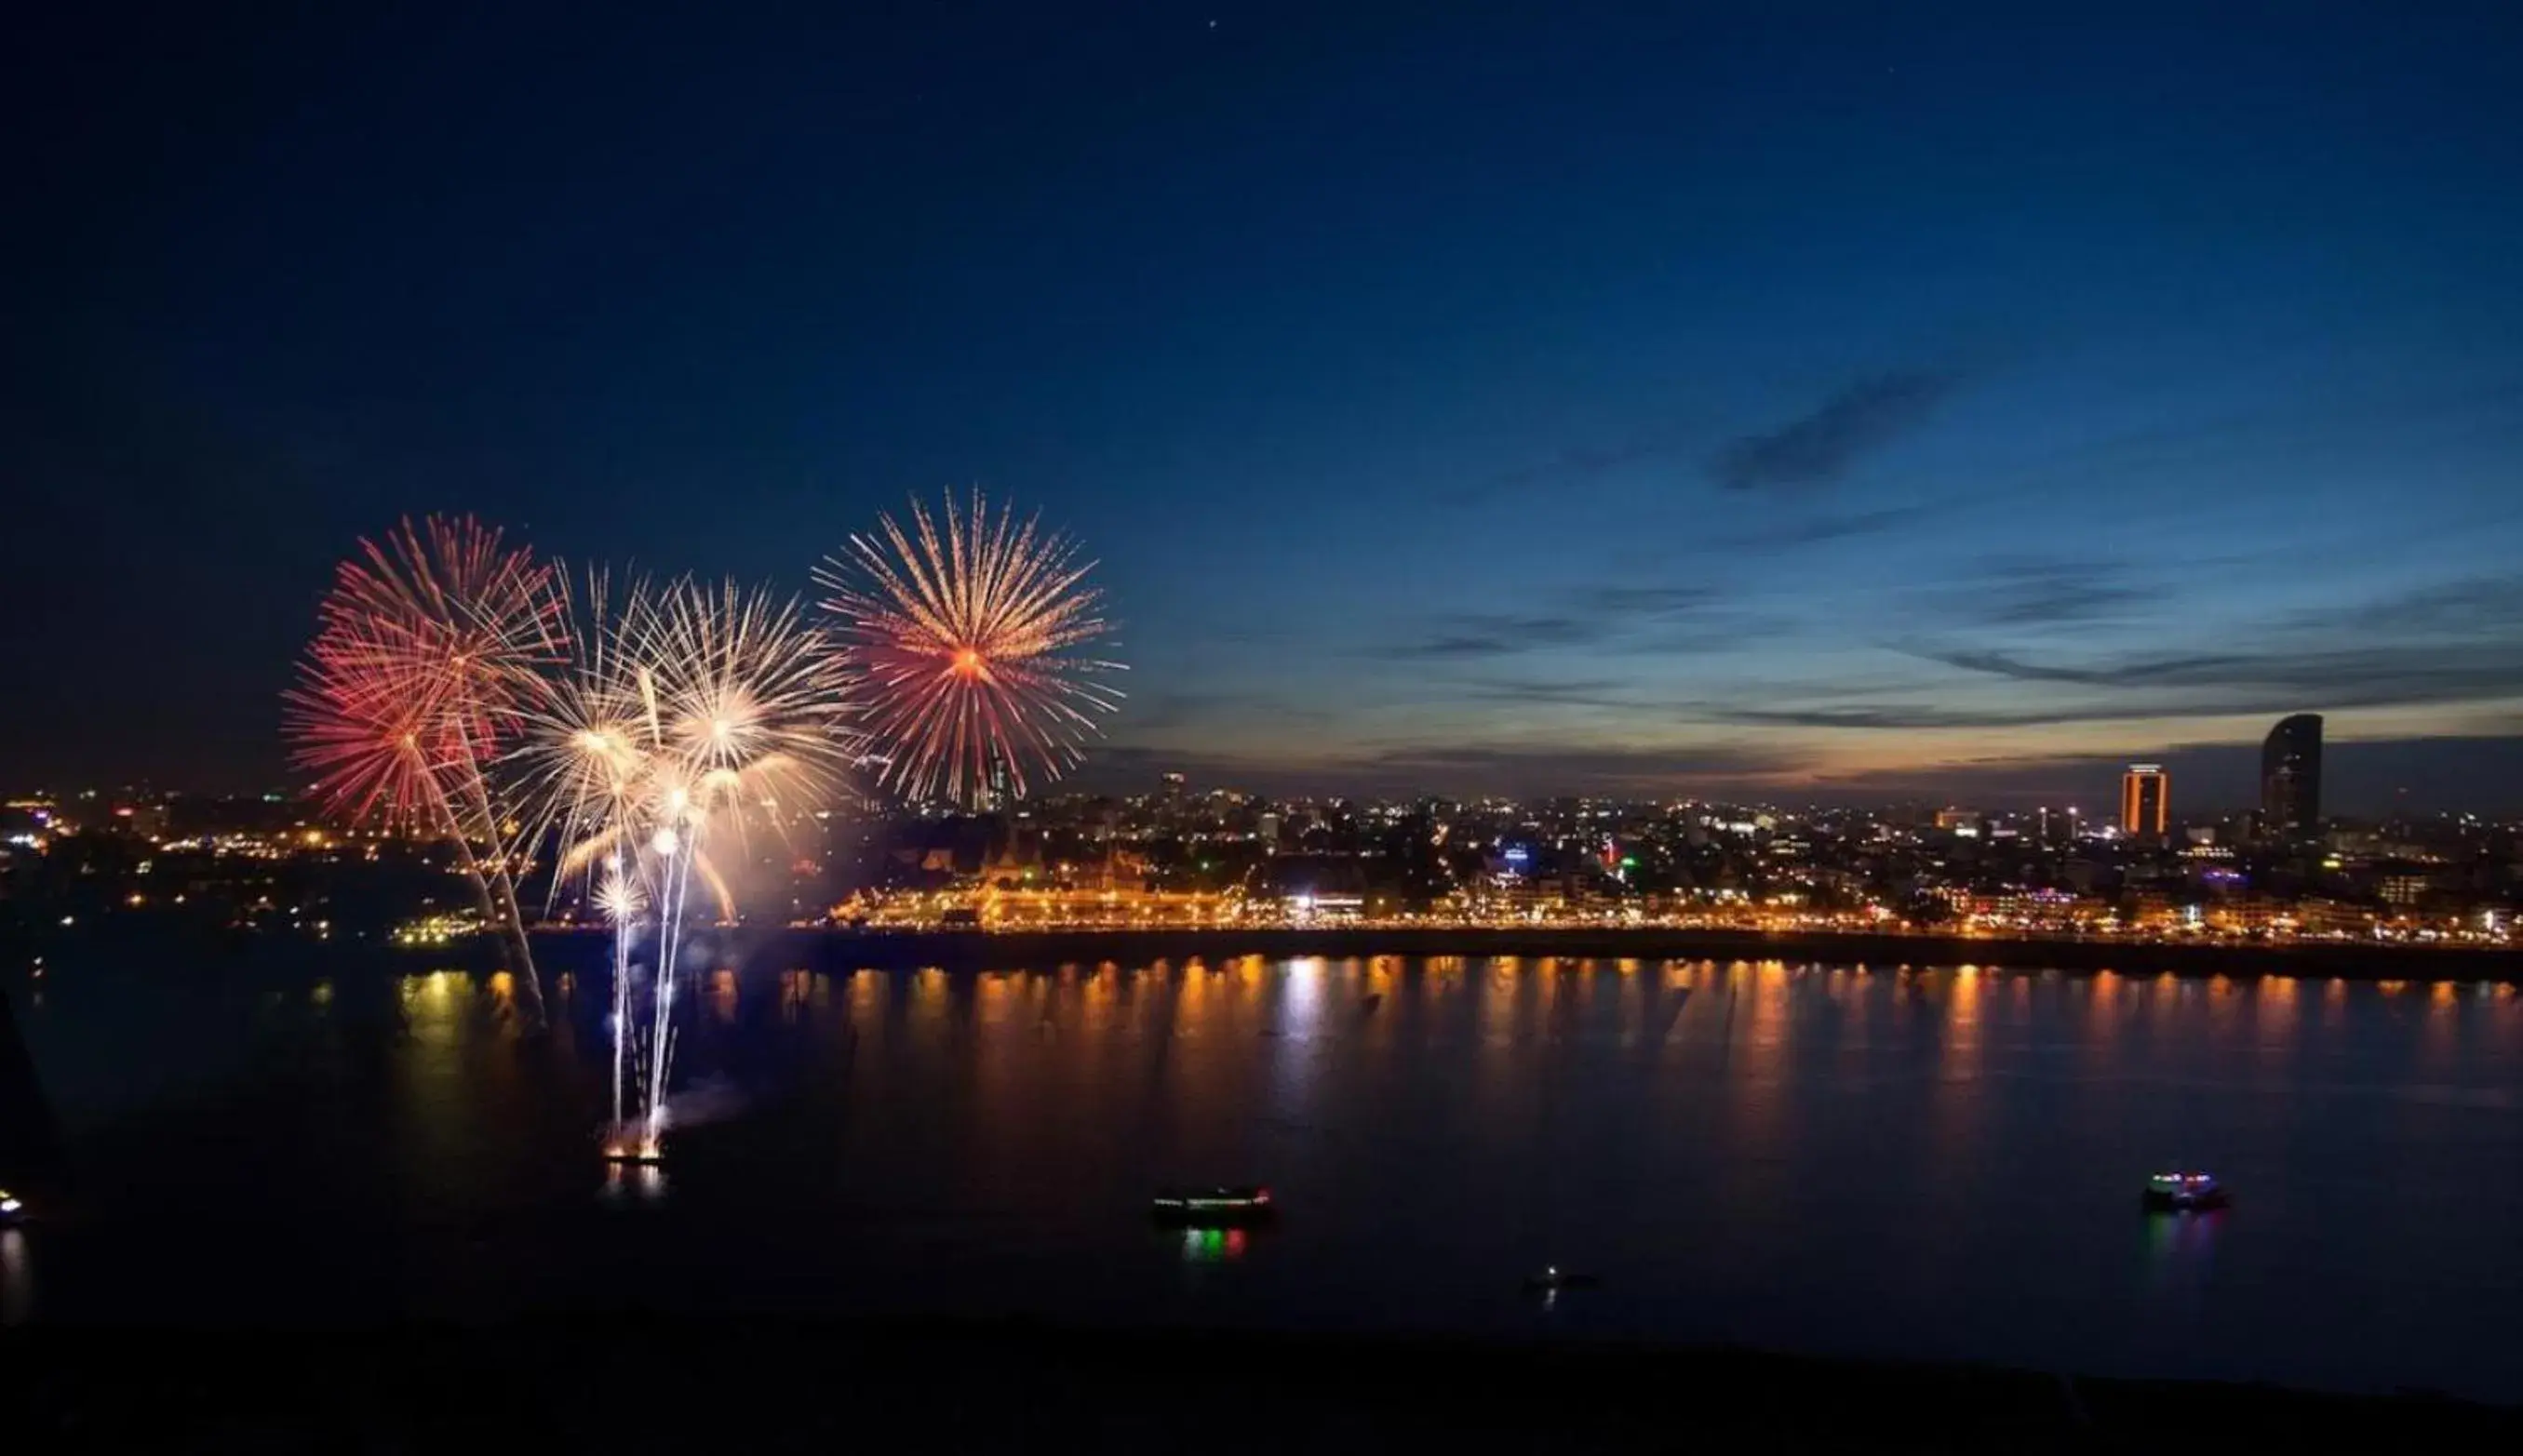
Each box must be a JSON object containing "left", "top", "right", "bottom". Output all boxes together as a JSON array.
[
  {"left": 1711, "top": 369, "right": 1964, "bottom": 491},
  {"left": 1382, "top": 581, "right": 1732, "bottom": 661},
  {"left": 1385, "top": 614, "right": 1607, "bottom": 660},
  {"left": 1916, "top": 642, "right": 2523, "bottom": 711},
  {"left": 1704, "top": 703, "right": 2072, "bottom": 730},
  {"left": 2328, "top": 576, "right": 2523, "bottom": 635},
  {"left": 1834, "top": 572, "right": 2523, "bottom": 728},
  {"left": 1456, "top": 675, "right": 1645, "bottom": 709},
  {"left": 1918, "top": 558, "right": 2149, "bottom": 631}
]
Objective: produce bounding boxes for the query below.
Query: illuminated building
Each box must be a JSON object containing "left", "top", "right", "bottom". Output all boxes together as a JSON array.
[
  {"left": 2120, "top": 764, "right": 2168, "bottom": 837},
  {"left": 973, "top": 760, "right": 1013, "bottom": 813},
  {"left": 2261, "top": 714, "right": 2323, "bottom": 836},
  {"left": 2379, "top": 872, "right": 2432, "bottom": 908}
]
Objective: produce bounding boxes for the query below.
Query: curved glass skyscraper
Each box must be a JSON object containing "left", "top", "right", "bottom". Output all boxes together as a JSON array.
[{"left": 2261, "top": 714, "right": 2323, "bottom": 835}]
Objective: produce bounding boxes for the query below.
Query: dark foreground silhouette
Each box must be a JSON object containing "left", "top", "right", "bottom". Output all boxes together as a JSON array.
[{"left": 6, "top": 1316, "right": 2516, "bottom": 1451}]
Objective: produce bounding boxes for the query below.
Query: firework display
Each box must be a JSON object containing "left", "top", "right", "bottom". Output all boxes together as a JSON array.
[
  {"left": 290, "top": 495, "right": 1118, "bottom": 1158},
  {"left": 815, "top": 490, "right": 1122, "bottom": 808},
  {"left": 512, "top": 574, "right": 856, "bottom": 1157},
  {"left": 509, "top": 570, "right": 652, "bottom": 1135},
  {"left": 285, "top": 515, "right": 565, "bottom": 1031}
]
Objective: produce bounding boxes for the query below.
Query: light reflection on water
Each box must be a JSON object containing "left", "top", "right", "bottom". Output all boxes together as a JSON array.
[
  {"left": 15, "top": 956, "right": 2523, "bottom": 1399},
  {"left": 601, "top": 1161, "right": 667, "bottom": 1205},
  {"left": 1179, "top": 1225, "right": 1248, "bottom": 1263},
  {"left": 0, "top": 1230, "right": 32, "bottom": 1327}
]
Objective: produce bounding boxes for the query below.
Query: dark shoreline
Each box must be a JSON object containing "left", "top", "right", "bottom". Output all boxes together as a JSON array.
[
  {"left": 524, "top": 924, "right": 2523, "bottom": 982},
  {"left": 7, "top": 1316, "right": 2515, "bottom": 1448}
]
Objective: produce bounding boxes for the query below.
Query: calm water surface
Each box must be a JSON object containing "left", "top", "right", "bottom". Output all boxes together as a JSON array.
[{"left": 12, "top": 955, "right": 2523, "bottom": 1398}]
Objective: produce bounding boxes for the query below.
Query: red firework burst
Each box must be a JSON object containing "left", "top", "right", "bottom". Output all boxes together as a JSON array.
[
  {"left": 813, "top": 490, "right": 1121, "bottom": 806},
  {"left": 285, "top": 516, "right": 564, "bottom": 830}
]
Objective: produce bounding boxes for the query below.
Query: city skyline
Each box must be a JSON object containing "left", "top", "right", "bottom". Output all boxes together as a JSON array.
[
  {"left": 11, "top": 5, "right": 2523, "bottom": 805},
  {"left": 1, "top": 705, "right": 2510, "bottom": 826}
]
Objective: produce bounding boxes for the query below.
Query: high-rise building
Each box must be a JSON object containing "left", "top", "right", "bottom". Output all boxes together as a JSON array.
[
  {"left": 974, "top": 760, "right": 1012, "bottom": 814},
  {"left": 2120, "top": 764, "right": 2168, "bottom": 837},
  {"left": 1160, "top": 771, "right": 1187, "bottom": 805},
  {"left": 2261, "top": 714, "right": 2323, "bottom": 836}
]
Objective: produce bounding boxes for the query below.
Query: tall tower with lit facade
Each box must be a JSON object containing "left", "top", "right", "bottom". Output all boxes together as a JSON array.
[
  {"left": 2120, "top": 763, "right": 2168, "bottom": 837},
  {"left": 2260, "top": 714, "right": 2323, "bottom": 836}
]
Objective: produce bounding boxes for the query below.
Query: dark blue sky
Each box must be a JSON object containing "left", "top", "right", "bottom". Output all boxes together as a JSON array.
[{"left": 10, "top": 3, "right": 2523, "bottom": 809}]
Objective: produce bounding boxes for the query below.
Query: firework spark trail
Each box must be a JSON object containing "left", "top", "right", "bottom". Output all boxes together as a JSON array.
[
  {"left": 513, "top": 573, "right": 854, "bottom": 1155},
  {"left": 594, "top": 859, "right": 643, "bottom": 1132},
  {"left": 646, "top": 829, "right": 691, "bottom": 1152},
  {"left": 815, "top": 489, "right": 1123, "bottom": 808},
  {"left": 286, "top": 516, "right": 565, "bottom": 1032}
]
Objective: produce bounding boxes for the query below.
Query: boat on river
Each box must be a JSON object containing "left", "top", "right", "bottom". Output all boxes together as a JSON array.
[
  {"left": 1151, "top": 1185, "right": 1275, "bottom": 1225},
  {"left": 2141, "top": 1170, "right": 2229, "bottom": 1211}
]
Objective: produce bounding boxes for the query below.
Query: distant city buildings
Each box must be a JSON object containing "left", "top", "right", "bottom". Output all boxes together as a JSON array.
[
  {"left": 2120, "top": 764, "right": 2169, "bottom": 837},
  {"left": 2261, "top": 714, "right": 2324, "bottom": 837},
  {"left": 10, "top": 732, "right": 2523, "bottom": 950}
]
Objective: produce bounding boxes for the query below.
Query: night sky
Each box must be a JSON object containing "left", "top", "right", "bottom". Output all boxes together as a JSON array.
[{"left": 11, "top": 4, "right": 2523, "bottom": 810}]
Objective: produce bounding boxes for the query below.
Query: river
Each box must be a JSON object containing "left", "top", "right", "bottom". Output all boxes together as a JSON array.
[{"left": 8, "top": 955, "right": 2521, "bottom": 1399}]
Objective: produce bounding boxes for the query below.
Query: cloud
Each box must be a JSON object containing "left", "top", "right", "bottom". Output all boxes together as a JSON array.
[
  {"left": 1912, "top": 647, "right": 2231, "bottom": 688},
  {"left": 1382, "top": 582, "right": 1731, "bottom": 661},
  {"left": 1711, "top": 369, "right": 1963, "bottom": 491},
  {"left": 2326, "top": 576, "right": 2523, "bottom": 635},
  {"left": 1919, "top": 558, "right": 2150, "bottom": 630},
  {"left": 1385, "top": 614, "right": 1607, "bottom": 660},
  {"left": 1873, "top": 572, "right": 2523, "bottom": 724},
  {"left": 1914, "top": 643, "right": 2523, "bottom": 710},
  {"left": 1456, "top": 675, "right": 1644, "bottom": 709},
  {"left": 1706, "top": 704, "right": 2068, "bottom": 730}
]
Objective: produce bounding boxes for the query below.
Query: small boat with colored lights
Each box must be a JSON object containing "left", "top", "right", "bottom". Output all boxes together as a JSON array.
[
  {"left": 1151, "top": 1185, "right": 1276, "bottom": 1226},
  {"left": 2141, "top": 1170, "right": 2229, "bottom": 1211}
]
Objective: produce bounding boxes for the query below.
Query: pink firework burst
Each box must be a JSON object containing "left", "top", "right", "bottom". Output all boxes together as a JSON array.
[
  {"left": 814, "top": 490, "right": 1122, "bottom": 807},
  {"left": 285, "top": 515, "right": 564, "bottom": 830}
]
